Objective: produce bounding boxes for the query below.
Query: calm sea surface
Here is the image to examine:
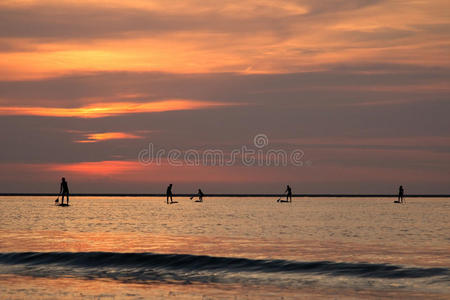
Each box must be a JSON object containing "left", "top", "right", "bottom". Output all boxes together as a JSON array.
[{"left": 0, "top": 196, "right": 449, "bottom": 299}]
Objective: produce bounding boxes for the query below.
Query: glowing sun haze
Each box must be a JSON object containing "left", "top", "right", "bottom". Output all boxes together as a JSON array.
[{"left": 0, "top": 0, "right": 449, "bottom": 193}]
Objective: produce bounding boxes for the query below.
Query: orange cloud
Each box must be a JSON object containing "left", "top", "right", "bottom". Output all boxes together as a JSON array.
[
  {"left": 75, "top": 132, "right": 143, "bottom": 143},
  {"left": 48, "top": 160, "right": 141, "bottom": 176},
  {"left": 40, "top": 160, "right": 297, "bottom": 183},
  {"left": 0, "top": 99, "right": 235, "bottom": 118},
  {"left": 3, "top": 158, "right": 448, "bottom": 189},
  {"left": 1, "top": 0, "right": 449, "bottom": 80}
]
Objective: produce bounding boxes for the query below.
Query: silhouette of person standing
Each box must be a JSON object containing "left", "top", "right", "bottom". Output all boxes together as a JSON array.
[
  {"left": 398, "top": 185, "right": 404, "bottom": 203},
  {"left": 285, "top": 185, "right": 292, "bottom": 202},
  {"left": 197, "top": 189, "right": 204, "bottom": 202},
  {"left": 166, "top": 184, "right": 173, "bottom": 204},
  {"left": 60, "top": 177, "right": 69, "bottom": 205}
]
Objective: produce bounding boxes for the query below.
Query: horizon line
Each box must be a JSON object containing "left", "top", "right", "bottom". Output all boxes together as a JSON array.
[{"left": 0, "top": 193, "right": 449, "bottom": 198}]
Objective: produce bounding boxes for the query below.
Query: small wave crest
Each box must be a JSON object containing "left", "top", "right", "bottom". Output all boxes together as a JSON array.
[{"left": 0, "top": 252, "right": 448, "bottom": 284}]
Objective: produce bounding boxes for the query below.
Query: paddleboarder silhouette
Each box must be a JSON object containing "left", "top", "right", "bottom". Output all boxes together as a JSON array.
[
  {"left": 197, "top": 189, "right": 204, "bottom": 202},
  {"left": 166, "top": 184, "right": 173, "bottom": 204},
  {"left": 59, "top": 177, "right": 70, "bottom": 205},
  {"left": 398, "top": 185, "right": 405, "bottom": 203},
  {"left": 285, "top": 185, "right": 292, "bottom": 202}
]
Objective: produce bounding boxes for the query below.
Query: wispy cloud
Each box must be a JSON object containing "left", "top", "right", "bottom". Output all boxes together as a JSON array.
[
  {"left": 47, "top": 160, "right": 140, "bottom": 176},
  {"left": 74, "top": 131, "right": 145, "bottom": 143},
  {"left": 0, "top": 99, "right": 237, "bottom": 118},
  {"left": 0, "top": 0, "right": 448, "bottom": 79}
]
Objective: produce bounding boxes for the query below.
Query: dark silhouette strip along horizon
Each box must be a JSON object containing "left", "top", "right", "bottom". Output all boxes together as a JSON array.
[{"left": 0, "top": 193, "right": 449, "bottom": 198}]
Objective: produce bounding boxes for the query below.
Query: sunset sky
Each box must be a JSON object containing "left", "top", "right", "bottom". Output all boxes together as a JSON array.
[{"left": 0, "top": 0, "right": 449, "bottom": 193}]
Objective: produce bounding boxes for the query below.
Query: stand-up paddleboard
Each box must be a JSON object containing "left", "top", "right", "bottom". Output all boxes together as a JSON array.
[
  {"left": 168, "top": 201, "right": 178, "bottom": 204},
  {"left": 58, "top": 203, "right": 70, "bottom": 207},
  {"left": 195, "top": 200, "right": 203, "bottom": 203},
  {"left": 393, "top": 200, "right": 403, "bottom": 204}
]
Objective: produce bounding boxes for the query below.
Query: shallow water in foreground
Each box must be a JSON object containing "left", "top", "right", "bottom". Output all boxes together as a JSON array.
[{"left": 0, "top": 196, "right": 449, "bottom": 299}]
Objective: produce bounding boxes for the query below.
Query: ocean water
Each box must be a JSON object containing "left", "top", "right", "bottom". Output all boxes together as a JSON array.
[{"left": 0, "top": 196, "right": 448, "bottom": 299}]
